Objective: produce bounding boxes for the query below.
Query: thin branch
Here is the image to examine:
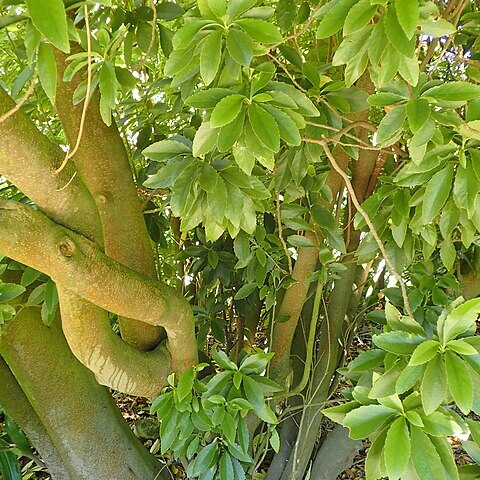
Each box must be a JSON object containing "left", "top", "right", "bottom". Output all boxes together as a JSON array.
[
  {"left": 276, "top": 193, "right": 293, "bottom": 275},
  {"left": 317, "top": 141, "right": 414, "bottom": 319},
  {"left": 55, "top": 4, "right": 92, "bottom": 175}
]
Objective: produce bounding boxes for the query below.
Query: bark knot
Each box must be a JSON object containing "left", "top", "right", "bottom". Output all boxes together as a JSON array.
[{"left": 59, "top": 238, "right": 76, "bottom": 257}]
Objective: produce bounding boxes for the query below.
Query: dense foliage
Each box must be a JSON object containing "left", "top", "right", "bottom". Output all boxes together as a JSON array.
[{"left": 1, "top": 0, "right": 480, "bottom": 479}]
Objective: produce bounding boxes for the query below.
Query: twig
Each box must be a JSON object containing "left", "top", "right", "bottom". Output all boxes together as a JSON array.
[
  {"left": 55, "top": 4, "right": 92, "bottom": 175},
  {"left": 276, "top": 193, "right": 293, "bottom": 275},
  {"left": 134, "top": 0, "right": 158, "bottom": 71},
  {"left": 317, "top": 141, "right": 414, "bottom": 319},
  {"left": 0, "top": 77, "right": 36, "bottom": 125},
  {"left": 56, "top": 171, "right": 77, "bottom": 191}
]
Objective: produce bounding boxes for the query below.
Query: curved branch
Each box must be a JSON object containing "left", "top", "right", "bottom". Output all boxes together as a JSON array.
[
  {"left": 0, "top": 199, "right": 197, "bottom": 374},
  {"left": 53, "top": 47, "right": 161, "bottom": 350}
]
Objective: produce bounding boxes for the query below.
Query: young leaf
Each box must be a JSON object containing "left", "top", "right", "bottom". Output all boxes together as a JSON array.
[
  {"left": 373, "top": 331, "right": 425, "bottom": 355},
  {"left": 26, "top": 0, "right": 69, "bottom": 52}
]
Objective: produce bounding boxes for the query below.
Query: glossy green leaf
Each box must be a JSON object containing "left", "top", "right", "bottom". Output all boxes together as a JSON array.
[
  {"left": 409, "top": 340, "right": 440, "bottom": 366},
  {"left": 343, "top": 404, "right": 397, "bottom": 439},
  {"left": 422, "top": 82, "right": 480, "bottom": 103},
  {"left": 235, "top": 19, "right": 282, "bottom": 44},
  {"left": 316, "top": 0, "right": 358, "bottom": 39},
  {"left": 376, "top": 104, "right": 407, "bottom": 147},
  {"left": 210, "top": 94, "right": 245, "bottom": 128},
  {"left": 445, "top": 351, "right": 473, "bottom": 414},
  {"left": 421, "top": 354, "right": 447, "bottom": 415},
  {"left": 343, "top": 0, "right": 376, "bottom": 36},
  {"left": 248, "top": 103, "right": 280, "bottom": 152},
  {"left": 410, "top": 427, "right": 446, "bottom": 480},
  {"left": 37, "top": 43, "right": 57, "bottom": 105},
  {"left": 422, "top": 163, "right": 454, "bottom": 224},
  {"left": 0, "top": 283, "right": 26, "bottom": 303},
  {"left": 384, "top": 417, "right": 411, "bottom": 480},
  {"left": 395, "top": 0, "right": 418, "bottom": 38},
  {"left": 200, "top": 30, "right": 223, "bottom": 85},
  {"left": 226, "top": 28, "right": 253, "bottom": 66},
  {"left": 25, "top": 0, "right": 69, "bottom": 52},
  {"left": 442, "top": 298, "right": 480, "bottom": 344}
]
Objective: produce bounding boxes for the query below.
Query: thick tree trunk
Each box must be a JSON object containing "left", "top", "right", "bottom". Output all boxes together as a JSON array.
[{"left": 0, "top": 309, "right": 167, "bottom": 480}]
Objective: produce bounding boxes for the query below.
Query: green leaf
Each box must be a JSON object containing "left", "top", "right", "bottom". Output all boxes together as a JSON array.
[
  {"left": 422, "top": 82, "right": 480, "bottom": 103},
  {"left": 442, "top": 298, "right": 480, "bottom": 344},
  {"left": 211, "top": 346, "right": 237, "bottom": 370},
  {"left": 445, "top": 351, "right": 473, "bottom": 414},
  {"left": 172, "top": 19, "right": 215, "bottom": 50},
  {"left": 217, "top": 109, "right": 245, "bottom": 152},
  {"left": 396, "top": 364, "right": 426, "bottom": 394},
  {"left": 395, "top": 0, "right": 418, "bottom": 38},
  {"left": 234, "top": 283, "right": 256, "bottom": 300},
  {"left": 343, "top": 0, "right": 376, "bottom": 36},
  {"left": 410, "top": 426, "right": 446, "bottom": 480},
  {"left": 208, "top": 0, "right": 227, "bottom": 17},
  {"left": 373, "top": 331, "right": 425, "bottom": 355},
  {"left": 268, "top": 81, "right": 320, "bottom": 116},
  {"left": 322, "top": 401, "right": 361, "bottom": 424},
  {"left": 409, "top": 340, "right": 440, "bottom": 366},
  {"left": 233, "top": 143, "right": 255, "bottom": 175},
  {"left": 0, "top": 283, "right": 26, "bottom": 303},
  {"left": 210, "top": 94, "right": 245, "bottom": 128},
  {"left": 99, "top": 62, "right": 117, "bottom": 109},
  {"left": 37, "top": 43, "right": 57, "bottom": 105},
  {"left": 421, "top": 354, "right": 447, "bottom": 415},
  {"left": 219, "top": 452, "right": 234, "bottom": 479},
  {"left": 226, "top": 28, "right": 253, "bottom": 66},
  {"left": 384, "top": 6, "right": 415, "bottom": 57},
  {"left": 189, "top": 441, "right": 218, "bottom": 477},
  {"left": 368, "top": 92, "right": 407, "bottom": 107},
  {"left": 262, "top": 105, "right": 301, "bottom": 146},
  {"left": 193, "top": 122, "right": 219, "bottom": 157},
  {"left": 287, "top": 234, "right": 315, "bottom": 248},
  {"left": 376, "top": 104, "right": 407, "bottom": 147},
  {"left": 235, "top": 19, "right": 282, "bottom": 44},
  {"left": 177, "top": 367, "right": 195, "bottom": 402},
  {"left": 199, "top": 164, "right": 218, "bottom": 193},
  {"left": 200, "top": 30, "right": 223, "bottom": 86},
  {"left": 384, "top": 417, "right": 411, "bottom": 479},
  {"left": 227, "top": 0, "right": 257, "bottom": 21},
  {"left": 343, "top": 404, "right": 397, "bottom": 439},
  {"left": 186, "top": 88, "right": 234, "bottom": 108},
  {"left": 407, "top": 98, "right": 430, "bottom": 132},
  {"left": 25, "top": 0, "right": 69, "bottom": 52},
  {"left": 422, "top": 163, "right": 454, "bottom": 224},
  {"left": 419, "top": 17, "right": 456, "bottom": 37},
  {"left": 365, "top": 428, "right": 388, "bottom": 479},
  {"left": 239, "top": 352, "right": 273, "bottom": 374},
  {"left": 156, "top": 2, "right": 184, "bottom": 20},
  {"left": 316, "top": 0, "right": 358, "bottom": 39},
  {"left": 143, "top": 140, "right": 191, "bottom": 160},
  {"left": 248, "top": 103, "right": 280, "bottom": 152},
  {"left": 446, "top": 339, "right": 478, "bottom": 356}
]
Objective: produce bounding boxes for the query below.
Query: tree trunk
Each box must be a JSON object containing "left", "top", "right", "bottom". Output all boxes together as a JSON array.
[{"left": 0, "top": 308, "right": 168, "bottom": 480}]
